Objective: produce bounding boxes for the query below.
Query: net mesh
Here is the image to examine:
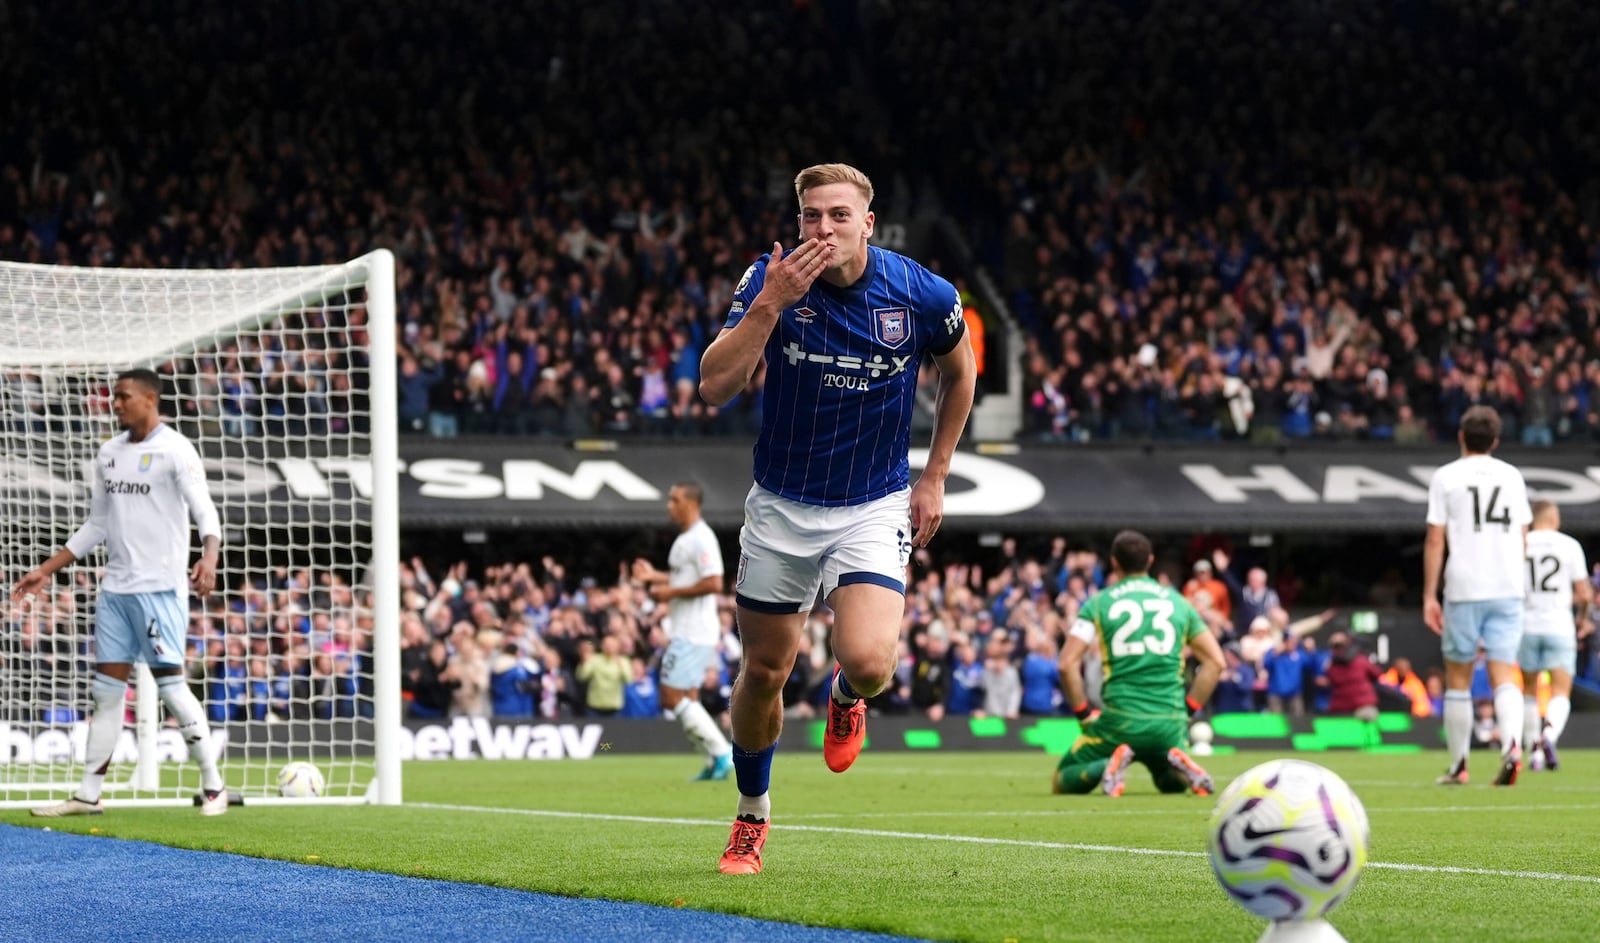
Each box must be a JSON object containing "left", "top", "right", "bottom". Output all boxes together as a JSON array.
[{"left": 0, "top": 257, "right": 390, "bottom": 804}]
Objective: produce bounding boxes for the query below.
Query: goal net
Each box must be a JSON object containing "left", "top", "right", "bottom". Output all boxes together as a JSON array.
[{"left": 0, "top": 250, "right": 400, "bottom": 808}]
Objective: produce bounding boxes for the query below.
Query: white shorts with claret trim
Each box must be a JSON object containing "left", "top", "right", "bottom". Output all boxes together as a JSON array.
[{"left": 734, "top": 484, "right": 911, "bottom": 615}]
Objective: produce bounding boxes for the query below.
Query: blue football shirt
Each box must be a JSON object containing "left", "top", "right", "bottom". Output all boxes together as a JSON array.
[{"left": 722, "top": 245, "right": 965, "bottom": 506}]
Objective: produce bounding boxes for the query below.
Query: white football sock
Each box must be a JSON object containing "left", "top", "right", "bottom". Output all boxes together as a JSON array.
[
  {"left": 1522, "top": 696, "right": 1542, "bottom": 753},
  {"left": 673, "top": 699, "right": 731, "bottom": 759},
  {"left": 736, "top": 792, "right": 771, "bottom": 822},
  {"left": 157, "top": 674, "right": 224, "bottom": 793},
  {"left": 1546, "top": 695, "right": 1571, "bottom": 743},
  {"left": 1443, "top": 690, "right": 1472, "bottom": 766},
  {"left": 78, "top": 673, "right": 127, "bottom": 803},
  {"left": 1493, "top": 682, "right": 1524, "bottom": 756}
]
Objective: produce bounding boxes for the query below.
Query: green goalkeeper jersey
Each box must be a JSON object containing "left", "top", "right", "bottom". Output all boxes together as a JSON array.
[{"left": 1072, "top": 575, "right": 1207, "bottom": 719}]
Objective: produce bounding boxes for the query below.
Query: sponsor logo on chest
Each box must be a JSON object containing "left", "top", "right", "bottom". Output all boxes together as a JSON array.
[{"left": 780, "top": 342, "right": 913, "bottom": 384}]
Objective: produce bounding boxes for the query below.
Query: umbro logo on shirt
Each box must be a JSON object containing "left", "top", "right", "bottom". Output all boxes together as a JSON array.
[{"left": 792, "top": 306, "right": 818, "bottom": 324}]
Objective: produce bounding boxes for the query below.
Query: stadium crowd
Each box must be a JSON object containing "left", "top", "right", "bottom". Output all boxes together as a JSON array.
[
  {"left": 0, "top": 0, "right": 905, "bottom": 441},
  {"left": 4, "top": 0, "right": 1600, "bottom": 738},
  {"left": 398, "top": 541, "right": 1598, "bottom": 729},
  {"left": 6, "top": 530, "right": 1597, "bottom": 733},
  {"left": 6, "top": 2, "right": 1600, "bottom": 443},
  {"left": 870, "top": 0, "right": 1600, "bottom": 444}
]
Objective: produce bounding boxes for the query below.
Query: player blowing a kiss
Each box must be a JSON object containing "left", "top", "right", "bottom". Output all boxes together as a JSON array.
[
  {"left": 699, "top": 163, "right": 976, "bottom": 874},
  {"left": 16, "top": 368, "right": 229, "bottom": 816}
]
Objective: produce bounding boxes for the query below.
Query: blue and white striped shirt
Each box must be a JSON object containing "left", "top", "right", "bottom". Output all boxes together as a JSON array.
[{"left": 723, "top": 245, "right": 965, "bottom": 506}]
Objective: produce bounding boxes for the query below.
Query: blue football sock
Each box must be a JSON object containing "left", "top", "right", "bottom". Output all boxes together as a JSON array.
[
  {"left": 731, "top": 740, "right": 776, "bottom": 798},
  {"left": 833, "top": 669, "right": 861, "bottom": 704}
]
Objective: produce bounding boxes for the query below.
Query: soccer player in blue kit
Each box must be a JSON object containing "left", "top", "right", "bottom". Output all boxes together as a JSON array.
[{"left": 698, "top": 163, "right": 976, "bottom": 873}]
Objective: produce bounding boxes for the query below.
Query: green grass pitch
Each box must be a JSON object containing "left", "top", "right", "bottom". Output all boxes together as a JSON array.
[{"left": 5, "top": 750, "right": 1598, "bottom": 941}]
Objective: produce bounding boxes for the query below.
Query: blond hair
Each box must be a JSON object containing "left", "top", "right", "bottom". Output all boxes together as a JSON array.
[{"left": 794, "top": 163, "right": 874, "bottom": 207}]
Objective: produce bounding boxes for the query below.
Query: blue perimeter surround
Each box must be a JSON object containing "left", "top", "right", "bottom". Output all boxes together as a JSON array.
[{"left": 0, "top": 825, "right": 928, "bottom": 943}]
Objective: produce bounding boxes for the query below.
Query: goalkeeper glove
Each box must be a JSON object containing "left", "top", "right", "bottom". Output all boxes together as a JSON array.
[
  {"left": 1072, "top": 701, "right": 1101, "bottom": 725},
  {"left": 1185, "top": 695, "right": 1204, "bottom": 719}
]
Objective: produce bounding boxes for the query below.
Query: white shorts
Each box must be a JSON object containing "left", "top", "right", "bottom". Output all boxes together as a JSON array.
[
  {"left": 735, "top": 484, "right": 911, "bottom": 614},
  {"left": 1441, "top": 597, "right": 1522, "bottom": 664},
  {"left": 1519, "top": 633, "right": 1577, "bottom": 675},
  {"left": 95, "top": 590, "right": 187, "bottom": 667},
  {"left": 660, "top": 637, "right": 718, "bottom": 690}
]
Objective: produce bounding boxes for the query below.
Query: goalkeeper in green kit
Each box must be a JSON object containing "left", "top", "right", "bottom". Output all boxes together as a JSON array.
[{"left": 1052, "top": 530, "right": 1226, "bottom": 797}]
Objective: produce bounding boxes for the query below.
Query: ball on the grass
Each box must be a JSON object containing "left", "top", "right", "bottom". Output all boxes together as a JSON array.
[
  {"left": 1207, "top": 759, "right": 1368, "bottom": 922},
  {"left": 275, "top": 761, "right": 326, "bottom": 798}
]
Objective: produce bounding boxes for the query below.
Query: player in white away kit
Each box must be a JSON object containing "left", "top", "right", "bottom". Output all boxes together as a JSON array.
[
  {"left": 15, "top": 368, "right": 229, "bottom": 816},
  {"left": 632, "top": 481, "right": 734, "bottom": 780},
  {"left": 699, "top": 163, "right": 976, "bottom": 874},
  {"left": 1423, "top": 405, "right": 1531, "bottom": 787},
  {"left": 1519, "top": 500, "right": 1590, "bottom": 772}
]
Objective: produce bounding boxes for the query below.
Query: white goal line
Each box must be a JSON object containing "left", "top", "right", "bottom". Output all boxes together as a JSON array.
[{"left": 408, "top": 802, "right": 1600, "bottom": 886}]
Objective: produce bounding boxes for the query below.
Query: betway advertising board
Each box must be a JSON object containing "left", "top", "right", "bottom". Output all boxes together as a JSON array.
[
  {"left": 9, "top": 714, "right": 1597, "bottom": 764},
  {"left": 13, "top": 441, "right": 1600, "bottom": 531}
]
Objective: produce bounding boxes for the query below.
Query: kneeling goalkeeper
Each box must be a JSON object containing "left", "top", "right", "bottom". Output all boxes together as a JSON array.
[{"left": 1053, "top": 530, "right": 1225, "bottom": 798}]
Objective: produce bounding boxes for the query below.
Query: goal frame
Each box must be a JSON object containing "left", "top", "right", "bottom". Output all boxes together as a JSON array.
[{"left": 0, "top": 249, "right": 401, "bottom": 808}]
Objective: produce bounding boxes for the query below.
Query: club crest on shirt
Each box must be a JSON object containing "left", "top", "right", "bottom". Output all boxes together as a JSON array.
[
  {"left": 873, "top": 306, "right": 909, "bottom": 347},
  {"left": 139, "top": 454, "right": 154, "bottom": 472},
  {"left": 792, "top": 306, "right": 818, "bottom": 324}
]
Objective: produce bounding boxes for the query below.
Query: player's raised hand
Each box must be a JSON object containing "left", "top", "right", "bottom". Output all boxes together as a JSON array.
[
  {"left": 909, "top": 476, "right": 945, "bottom": 548},
  {"left": 756, "top": 239, "right": 833, "bottom": 309}
]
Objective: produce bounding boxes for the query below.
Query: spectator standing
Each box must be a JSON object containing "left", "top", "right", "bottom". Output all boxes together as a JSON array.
[
  {"left": 575, "top": 636, "right": 631, "bottom": 717},
  {"left": 1324, "top": 633, "right": 1381, "bottom": 720},
  {"left": 910, "top": 628, "right": 951, "bottom": 721},
  {"left": 1213, "top": 549, "right": 1281, "bottom": 636},
  {"left": 981, "top": 637, "right": 1022, "bottom": 719},
  {"left": 1263, "top": 635, "right": 1307, "bottom": 716},
  {"left": 1183, "top": 559, "right": 1232, "bottom": 624},
  {"left": 946, "top": 640, "right": 984, "bottom": 716},
  {"left": 1019, "top": 630, "right": 1062, "bottom": 715},
  {"left": 1212, "top": 646, "right": 1257, "bottom": 714},
  {"left": 621, "top": 659, "right": 661, "bottom": 718}
]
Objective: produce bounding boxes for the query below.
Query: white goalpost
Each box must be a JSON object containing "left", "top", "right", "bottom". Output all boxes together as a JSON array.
[{"left": 0, "top": 250, "right": 400, "bottom": 808}]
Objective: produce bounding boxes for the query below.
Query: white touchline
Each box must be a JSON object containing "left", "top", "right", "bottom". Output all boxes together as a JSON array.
[
  {"left": 779, "top": 803, "right": 1600, "bottom": 820},
  {"left": 409, "top": 803, "right": 1600, "bottom": 885}
]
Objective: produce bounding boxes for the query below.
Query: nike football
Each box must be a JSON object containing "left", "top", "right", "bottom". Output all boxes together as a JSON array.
[{"left": 1207, "top": 759, "right": 1369, "bottom": 921}]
